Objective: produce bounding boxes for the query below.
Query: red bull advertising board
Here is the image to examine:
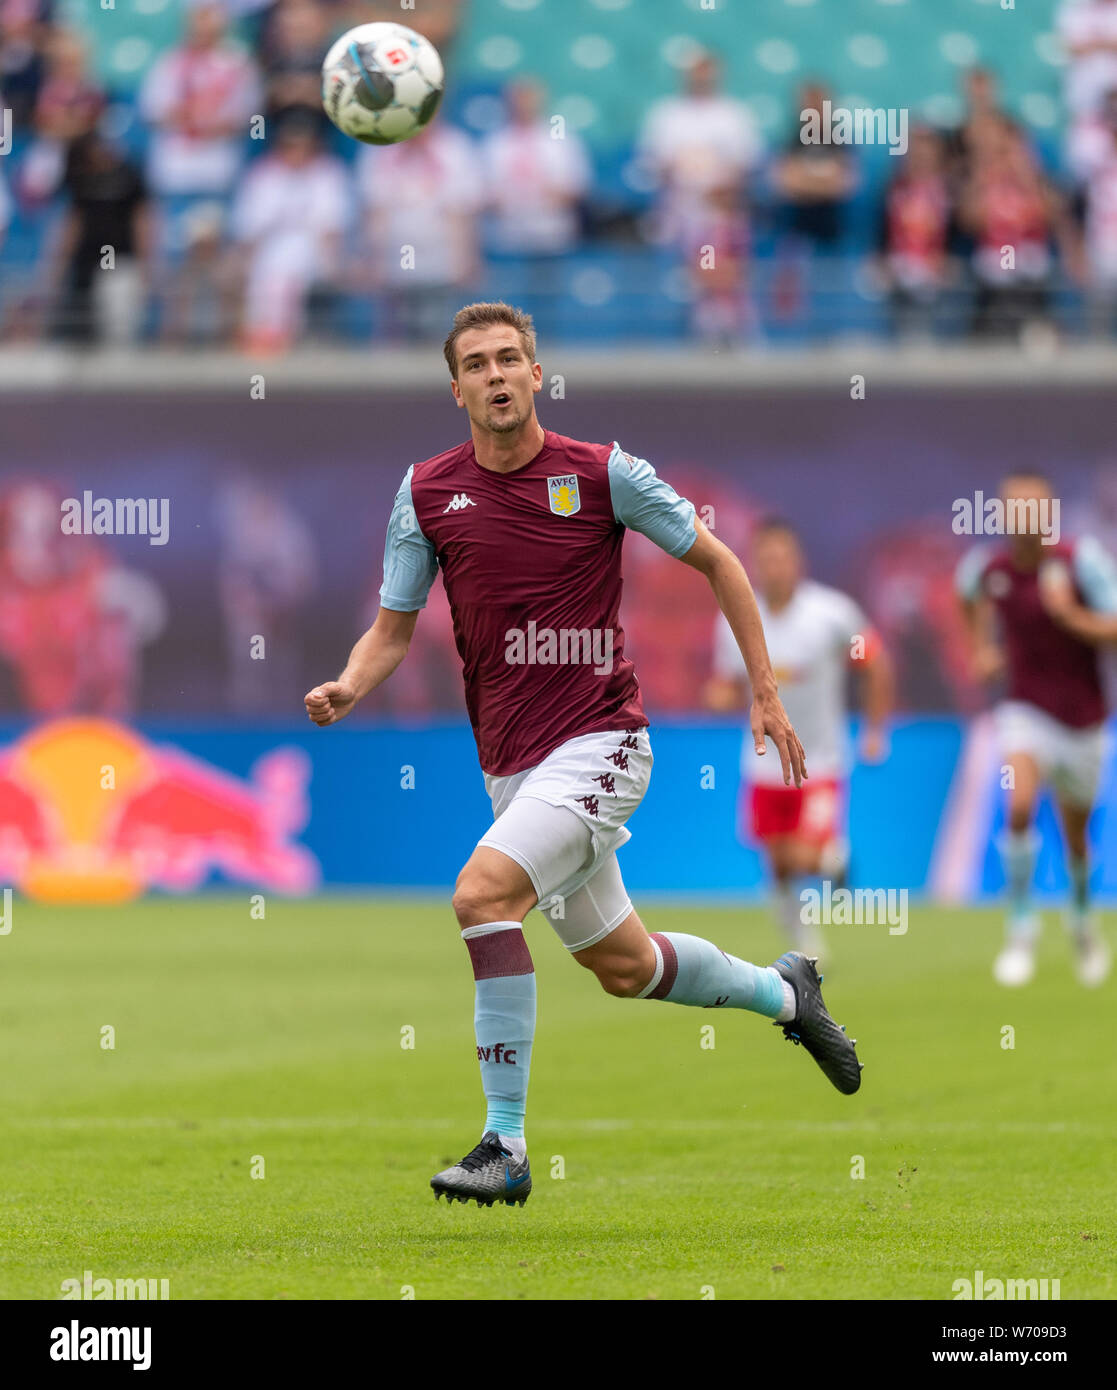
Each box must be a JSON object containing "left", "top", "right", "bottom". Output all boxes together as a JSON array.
[{"left": 0, "top": 719, "right": 319, "bottom": 902}]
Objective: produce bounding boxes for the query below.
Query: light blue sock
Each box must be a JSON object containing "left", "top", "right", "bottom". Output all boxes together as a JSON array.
[
  {"left": 997, "top": 829, "right": 1039, "bottom": 937},
  {"left": 638, "top": 931, "right": 789, "bottom": 1019},
  {"left": 462, "top": 923, "right": 535, "bottom": 1141}
]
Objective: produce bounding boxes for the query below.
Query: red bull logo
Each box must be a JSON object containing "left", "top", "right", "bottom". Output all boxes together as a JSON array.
[{"left": 0, "top": 719, "right": 319, "bottom": 902}]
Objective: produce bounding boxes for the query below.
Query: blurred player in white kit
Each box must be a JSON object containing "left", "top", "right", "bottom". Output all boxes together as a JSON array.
[{"left": 707, "top": 519, "right": 893, "bottom": 959}]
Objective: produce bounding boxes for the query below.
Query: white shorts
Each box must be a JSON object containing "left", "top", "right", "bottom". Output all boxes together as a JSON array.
[
  {"left": 996, "top": 700, "right": 1108, "bottom": 808},
  {"left": 477, "top": 727, "right": 653, "bottom": 952}
]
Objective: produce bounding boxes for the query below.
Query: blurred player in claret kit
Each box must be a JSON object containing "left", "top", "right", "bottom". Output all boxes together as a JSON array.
[
  {"left": 705, "top": 520, "right": 893, "bottom": 961},
  {"left": 957, "top": 472, "right": 1117, "bottom": 988},
  {"left": 305, "top": 301, "right": 862, "bottom": 1209}
]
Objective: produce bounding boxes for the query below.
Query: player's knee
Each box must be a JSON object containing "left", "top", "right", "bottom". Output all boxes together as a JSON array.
[
  {"left": 791, "top": 842, "right": 822, "bottom": 876},
  {"left": 594, "top": 963, "right": 647, "bottom": 998},
  {"left": 583, "top": 946, "right": 654, "bottom": 998},
  {"left": 452, "top": 870, "right": 518, "bottom": 928}
]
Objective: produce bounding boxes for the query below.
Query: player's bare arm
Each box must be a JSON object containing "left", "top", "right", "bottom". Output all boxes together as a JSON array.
[
  {"left": 854, "top": 639, "right": 894, "bottom": 763},
  {"left": 305, "top": 606, "right": 418, "bottom": 725},
  {"left": 958, "top": 592, "right": 1005, "bottom": 681},
  {"left": 680, "top": 518, "right": 807, "bottom": 786}
]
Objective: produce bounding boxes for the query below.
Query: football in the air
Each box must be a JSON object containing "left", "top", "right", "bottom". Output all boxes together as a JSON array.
[{"left": 320, "top": 22, "right": 444, "bottom": 146}]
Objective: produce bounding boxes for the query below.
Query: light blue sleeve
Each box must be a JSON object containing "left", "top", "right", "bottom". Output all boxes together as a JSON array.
[
  {"left": 1073, "top": 535, "right": 1117, "bottom": 614},
  {"left": 607, "top": 441, "right": 697, "bottom": 558},
  {"left": 954, "top": 544, "right": 990, "bottom": 601},
  {"left": 378, "top": 466, "right": 439, "bottom": 611}
]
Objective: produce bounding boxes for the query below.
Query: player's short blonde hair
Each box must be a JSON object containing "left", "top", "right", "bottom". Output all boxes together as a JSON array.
[{"left": 443, "top": 302, "right": 537, "bottom": 378}]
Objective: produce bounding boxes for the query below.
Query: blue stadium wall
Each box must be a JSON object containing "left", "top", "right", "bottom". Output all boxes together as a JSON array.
[
  {"left": 159, "top": 717, "right": 1117, "bottom": 901},
  {"left": 2, "top": 716, "right": 1110, "bottom": 902}
]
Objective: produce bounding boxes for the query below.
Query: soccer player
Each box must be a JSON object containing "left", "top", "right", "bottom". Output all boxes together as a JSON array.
[
  {"left": 957, "top": 471, "right": 1117, "bottom": 987},
  {"left": 305, "top": 302, "right": 862, "bottom": 1210},
  {"left": 705, "top": 520, "right": 893, "bottom": 959}
]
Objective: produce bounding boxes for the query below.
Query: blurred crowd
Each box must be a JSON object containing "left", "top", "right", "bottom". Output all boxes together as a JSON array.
[{"left": 2, "top": 0, "right": 1117, "bottom": 348}]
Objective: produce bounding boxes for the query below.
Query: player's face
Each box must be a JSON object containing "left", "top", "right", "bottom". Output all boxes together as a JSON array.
[
  {"left": 753, "top": 531, "right": 803, "bottom": 602},
  {"left": 451, "top": 328, "right": 542, "bottom": 436},
  {"left": 1002, "top": 475, "right": 1051, "bottom": 555}
]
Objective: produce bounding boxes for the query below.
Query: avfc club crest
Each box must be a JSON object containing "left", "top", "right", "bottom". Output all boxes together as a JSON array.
[{"left": 547, "top": 475, "right": 581, "bottom": 517}]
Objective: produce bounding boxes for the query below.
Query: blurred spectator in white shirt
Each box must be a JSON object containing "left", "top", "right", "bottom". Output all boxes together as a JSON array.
[
  {"left": 1059, "top": 0, "right": 1117, "bottom": 119},
  {"left": 357, "top": 120, "right": 483, "bottom": 341},
  {"left": 638, "top": 49, "right": 762, "bottom": 250},
  {"left": 139, "top": 2, "right": 261, "bottom": 203},
  {"left": 231, "top": 110, "right": 349, "bottom": 352},
  {"left": 480, "top": 78, "right": 591, "bottom": 256}
]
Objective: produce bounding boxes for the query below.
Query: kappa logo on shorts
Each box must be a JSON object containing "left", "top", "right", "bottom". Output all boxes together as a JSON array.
[{"left": 547, "top": 475, "right": 581, "bottom": 517}]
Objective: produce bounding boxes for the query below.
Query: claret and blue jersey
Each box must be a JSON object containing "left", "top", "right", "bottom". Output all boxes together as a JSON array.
[
  {"left": 379, "top": 430, "right": 697, "bottom": 776},
  {"left": 955, "top": 535, "right": 1117, "bottom": 729}
]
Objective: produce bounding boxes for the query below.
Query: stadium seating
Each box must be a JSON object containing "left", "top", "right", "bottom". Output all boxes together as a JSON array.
[
  {"left": 0, "top": 0, "right": 1076, "bottom": 343},
  {"left": 64, "top": 0, "right": 1066, "bottom": 160}
]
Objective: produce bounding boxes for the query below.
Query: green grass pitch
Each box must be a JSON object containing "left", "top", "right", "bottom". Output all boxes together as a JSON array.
[{"left": 1, "top": 896, "right": 1113, "bottom": 1300}]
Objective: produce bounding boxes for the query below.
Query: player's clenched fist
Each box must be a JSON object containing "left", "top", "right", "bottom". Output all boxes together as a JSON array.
[{"left": 304, "top": 681, "right": 356, "bottom": 726}]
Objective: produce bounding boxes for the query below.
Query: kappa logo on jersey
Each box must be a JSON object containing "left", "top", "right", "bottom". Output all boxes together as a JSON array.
[
  {"left": 547, "top": 475, "right": 581, "bottom": 517},
  {"left": 443, "top": 493, "right": 477, "bottom": 513}
]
